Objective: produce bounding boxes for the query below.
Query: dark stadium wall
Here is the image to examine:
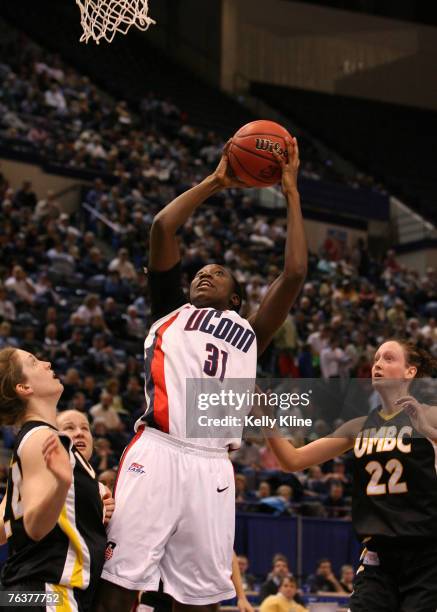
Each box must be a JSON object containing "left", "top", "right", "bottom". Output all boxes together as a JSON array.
[
  {"left": 146, "top": 0, "right": 222, "bottom": 87},
  {"left": 225, "top": 0, "right": 437, "bottom": 112},
  {"left": 0, "top": 158, "right": 85, "bottom": 214},
  {"left": 336, "top": 26, "right": 437, "bottom": 110}
]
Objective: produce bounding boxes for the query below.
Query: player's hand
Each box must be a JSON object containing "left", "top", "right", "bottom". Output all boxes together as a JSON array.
[
  {"left": 42, "top": 434, "right": 72, "bottom": 488},
  {"left": 210, "top": 139, "right": 249, "bottom": 190},
  {"left": 272, "top": 137, "right": 299, "bottom": 195},
  {"left": 396, "top": 396, "right": 432, "bottom": 434},
  {"left": 237, "top": 596, "right": 255, "bottom": 612},
  {"left": 102, "top": 490, "right": 115, "bottom": 525}
]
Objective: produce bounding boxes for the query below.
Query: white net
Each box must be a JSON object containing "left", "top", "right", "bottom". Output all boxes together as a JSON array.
[{"left": 75, "top": 0, "right": 156, "bottom": 44}]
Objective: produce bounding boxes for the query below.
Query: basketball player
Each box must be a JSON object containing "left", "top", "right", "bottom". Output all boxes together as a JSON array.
[
  {"left": 262, "top": 339, "right": 437, "bottom": 612},
  {"left": 97, "top": 137, "right": 307, "bottom": 612},
  {"left": 0, "top": 348, "right": 107, "bottom": 611},
  {"left": 56, "top": 409, "right": 115, "bottom": 525}
]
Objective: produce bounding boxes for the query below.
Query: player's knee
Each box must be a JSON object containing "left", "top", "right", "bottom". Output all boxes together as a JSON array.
[
  {"left": 95, "top": 579, "right": 138, "bottom": 612},
  {"left": 172, "top": 602, "right": 219, "bottom": 612}
]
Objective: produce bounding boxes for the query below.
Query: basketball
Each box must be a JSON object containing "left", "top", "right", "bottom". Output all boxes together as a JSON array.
[{"left": 228, "top": 120, "right": 292, "bottom": 187}]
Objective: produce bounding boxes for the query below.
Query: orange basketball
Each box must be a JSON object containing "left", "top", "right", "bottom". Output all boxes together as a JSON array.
[{"left": 228, "top": 120, "right": 292, "bottom": 187}]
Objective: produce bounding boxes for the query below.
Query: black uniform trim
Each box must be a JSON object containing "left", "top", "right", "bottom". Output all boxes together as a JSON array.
[{"left": 148, "top": 262, "right": 186, "bottom": 323}]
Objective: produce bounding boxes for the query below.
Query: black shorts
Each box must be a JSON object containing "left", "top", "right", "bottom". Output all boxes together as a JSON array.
[{"left": 349, "top": 538, "right": 437, "bottom": 612}]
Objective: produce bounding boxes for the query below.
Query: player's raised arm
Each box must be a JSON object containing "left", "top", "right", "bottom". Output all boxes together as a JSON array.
[
  {"left": 265, "top": 417, "right": 365, "bottom": 472},
  {"left": 248, "top": 138, "right": 307, "bottom": 355},
  {"left": 149, "top": 141, "right": 245, "bottom": 272}
]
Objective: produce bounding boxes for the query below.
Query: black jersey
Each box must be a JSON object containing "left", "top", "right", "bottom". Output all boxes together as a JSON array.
[
  {"left": 352, "top": 409, "right": 437, "bottom": 541},
  {"left": 1, "top": 421, "right": 106, "bottom": 602}
]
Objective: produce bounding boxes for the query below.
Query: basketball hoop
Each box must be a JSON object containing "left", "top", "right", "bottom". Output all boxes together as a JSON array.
[{"left": 75, "top": 0, "right": 156, "bottom": 44}]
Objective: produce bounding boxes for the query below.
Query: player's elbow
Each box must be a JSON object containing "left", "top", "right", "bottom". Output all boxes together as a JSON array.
[
  {"left": 281, "top": 266, "right": 307, "bottom": 286},
  {"left": 24, "top": 519, "right": 49, "bottom": 542},
  {"left": 151, "top": 213, "right": 173, "bottom": 234},
  {"left": 281, "top": 462, "right": 299, "bottom": 473}
]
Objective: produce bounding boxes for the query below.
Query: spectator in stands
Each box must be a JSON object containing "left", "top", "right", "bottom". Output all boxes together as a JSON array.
[
  {"left": 98, "top": 469, "right": 117, "bottom": 493},
  {"left": 323, "top": 458, "right": 352, "bottom": 495},
  {"left": 123, "top": 305, "right": 145, "bottom": 340},
  {"left": 108, "top": 247, "right": 137, "bottom": 283},
  {"left": 62, "top": 328, "right": 86, "bottom": 362},
  {"left": 44, "top": 83, "right": 67, "bottom": 114},
  {"left": 42, "top": 323, "right": 64, "bottom": 362},
  {"left": 260, "top": 576, "right": 307, "bottom": 612},
  {"left": 91, "top": 437, "right": 118, "bottom": 474},
  {"left": 103, "top": 270, "right": 131, "bottom": 303},
  {"left": 323, "top": 482, "right": 349, "bottom": 519},
  {"left": 34, "top": 189, "right": 60, "bottom": 220},
  {"left": 4, "top": 265, "right": 36, "bottom": 304},
  {"left": 339, "top": 564, "right": 354, "bottom": 594},
  {"left": 302, "top": 465, "right": 328, "bottom": 498},
  {"left": 0, "top": 321, "right": 18, "bottom": 349},
  {"left": 13, "top": 179, "right": 37, "bottom": 210},
  {"left": 237, "top": 555, "right": 256, "bottom": 592},
  {"left": 74, "top": 293, "right": 103, "bottom": 324},
  {"left": 254, "top": 478, "right": 271, "bottom": 498},
  {"left": 121, "top": 376, "right": 143, "bottom": 416},
  {"left": 60, "top": 367, "right": 82, "bottom": 406},
  {"left": 89, "top": 390, "right": 122, "bottom": 431},
  {"left": 235, "top": 473, "right": 256, "bottom": 504},
  {"left": 0, "top": 286, "right": 16, "bottom": 321},
  {"left": 306, "top": 558, "right": 343, "bottom": 594},
  {"left": 82, "top": 374, "right": 101, "bottom": 405},
  {"left": 68, "top": 391, "right": 88, "bottom": 413},
  {"left": 276, "top": 485, "right": 294, "bottom": 510},
  {"left": 259, "top": 555, "right": 293, "bottom": 602},
  {"left": 85, "top": 334, "right": 118, "bottom": 375}
]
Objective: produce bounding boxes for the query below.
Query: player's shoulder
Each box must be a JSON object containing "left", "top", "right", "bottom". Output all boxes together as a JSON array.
[{"left": 16, "top": 422, "right": 56, "bottom": 458}]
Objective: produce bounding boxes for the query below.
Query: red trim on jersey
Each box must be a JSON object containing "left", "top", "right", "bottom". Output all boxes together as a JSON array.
[
  {"left": 150, "top": 313, "right": 180, "bottom": 433},
  {"left": 113, "top": 425, "right": 144, "bottom": 498}
]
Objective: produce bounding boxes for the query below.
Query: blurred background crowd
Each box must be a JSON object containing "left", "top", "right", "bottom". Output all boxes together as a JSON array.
[{"left": 0, "top": 10, "right": 436, "bottom": 600}]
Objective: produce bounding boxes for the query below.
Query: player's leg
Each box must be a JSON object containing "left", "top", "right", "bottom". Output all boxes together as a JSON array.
[
  {"left": 349, "top": 548, "right": 400, "bottom": 612},
  {"left": 96, "top": 429, "right": 182, "bottom": 611},
  {"left": 161, "top": 448, "right": 235, "bottom": 608},
  {"left": 399, "top": 541, "right": 437, "bottom": 612},
  {"left": 95, "top": 579, "right": 137, "bottom": 612},
  {"left": 172, "top": 603, "right": 218, "bottom": 612}
]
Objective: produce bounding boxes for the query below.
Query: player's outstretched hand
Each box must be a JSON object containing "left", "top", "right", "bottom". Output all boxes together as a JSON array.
[
  {"left": 237, "top": 596, "right": 255, "bottom": 612},
  {"left": 211, "top": 139, "right": 248, "bottom": 190},
  {"left": 272, "top": 137, "right": 300, "bottom": 195},
  {"left": 42, "top": 433, "right": 72, "bottom": 487},
  {"left": 102, "top": 489, "right": 115, "bottom": 526}
]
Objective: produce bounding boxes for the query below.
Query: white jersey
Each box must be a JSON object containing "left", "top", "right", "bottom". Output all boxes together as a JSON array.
[{"left": 136, "top": 303, "right": 257, "bottom": 449}]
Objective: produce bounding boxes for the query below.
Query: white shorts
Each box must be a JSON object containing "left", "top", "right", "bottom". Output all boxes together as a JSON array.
[{"left": 101, "top": 427, "right": 236, "bottom": 605}]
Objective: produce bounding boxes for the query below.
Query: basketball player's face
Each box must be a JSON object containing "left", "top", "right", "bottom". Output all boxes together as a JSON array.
[
  {"left": 57, "top": 410, "right": 93, "bottom": 460},
  {"left": 15, "top": 350, "right": 64, "bottom": 399},
  {"left": 190, "top": 265, "right": 237, "bottom": 310},
  {"left": 372, "top": 341, "right": 416, "bottom": 384}
]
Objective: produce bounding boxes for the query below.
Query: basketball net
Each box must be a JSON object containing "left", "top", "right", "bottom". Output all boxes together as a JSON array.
[{"left": 75, "top": 0, "right": 156, "bottom": 44}]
